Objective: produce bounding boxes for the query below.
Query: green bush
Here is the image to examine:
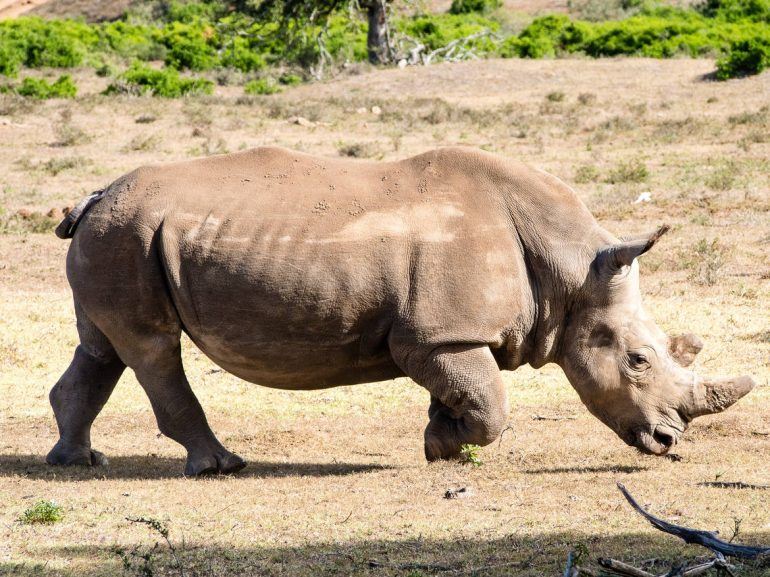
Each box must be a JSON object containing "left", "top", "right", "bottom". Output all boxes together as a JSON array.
[
  {"left": 98, "top": 21, "right": 164, "bottom": 61},
  {"left": 244, "top": 77, "right": 282, "bottom": 94},
  {"left": 17, "top": 75, "right": 77, "bottom": 99},
  {"left": 697, "top": 0, "right": 770, "bottom": 22},
  {"left": 105, "top": 64, "right": 213, "bottom": 97},
  {"left": 502, "top": 7, "right": 770, "bottom": 64},
  {"left": 19, "top": 500, "right": 63, "bottom": 525},
  {"left": 219, "top": 36, "right": 267, "bottom": 71},
  {"left": 716, "top": 37, "right": 770, "bottom": 77},
  {"left": 279, "top": 73, "right": 302, "bottom": 85},
  {"left": 161, "top": 21, "right": 218, "bottom": 70},
  {"left": 399, "top": 13, "right": 499, "bottom": 52},
  {"left": 449, "top": 0, "right": 502, "bottom": 15},
  {"left": 0, "top": 17, "right": 98, "bottom": 74}
]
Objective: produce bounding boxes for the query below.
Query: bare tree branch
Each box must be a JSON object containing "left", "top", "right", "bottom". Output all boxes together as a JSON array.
[{"left": 616, "top": 483, "right": 770, "bottom": 560}]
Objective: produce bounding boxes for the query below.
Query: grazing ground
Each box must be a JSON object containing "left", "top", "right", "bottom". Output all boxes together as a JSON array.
[{"left": 0, "top": 58, "right": 768, "bottom": 576}]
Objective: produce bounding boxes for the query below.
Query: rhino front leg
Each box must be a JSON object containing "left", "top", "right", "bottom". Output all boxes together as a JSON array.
[
  {"left": 393, "top": 343, "right": 509, "bottom": 461},
  {"left": 131, "top": 336, "right": 246, "bottom": 476},
  {"left": 47, "top": 306, "right": 125, "bottom": 467}
]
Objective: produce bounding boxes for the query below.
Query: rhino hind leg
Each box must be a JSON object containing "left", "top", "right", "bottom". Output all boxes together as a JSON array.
[
  {"left": 393, "top": 343, "right": 509, "bottom": 461},
  {"left": 130, "top": 335, "right": 246, "bottom": 477},
  {"left": 47, "top": 306, "right": 125, "bottom": 467}
]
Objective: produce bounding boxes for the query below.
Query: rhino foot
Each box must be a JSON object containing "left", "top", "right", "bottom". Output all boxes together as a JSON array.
[
  {"left": 46, "top": 440, "right": 109, "bottom": 467},
  {"left": 184, "top": 449, "right": 246, "bottom": 477}
]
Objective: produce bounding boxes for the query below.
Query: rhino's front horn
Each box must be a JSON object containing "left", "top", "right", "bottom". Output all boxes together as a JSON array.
[{"left": 686, "top": 375, "right": 756, "bottom": 418}]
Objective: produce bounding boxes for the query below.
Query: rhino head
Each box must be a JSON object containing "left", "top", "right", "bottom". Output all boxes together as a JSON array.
[{"left": 559, "top": 226, "right": 755, "bottom": 455}]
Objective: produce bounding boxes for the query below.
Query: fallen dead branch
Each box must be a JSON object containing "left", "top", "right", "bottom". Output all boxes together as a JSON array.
[
  {"left": 394, "top": 30, "right": 500, "bottom": 66},
  {"left": 616, "top": 482, "right": 770, "bottom": 559},
  {"left": 568, "top": 485, "right": 770, "bottom": 576},
  {"left": 697, "top": 481, "right": 770, "bottom": 490}
]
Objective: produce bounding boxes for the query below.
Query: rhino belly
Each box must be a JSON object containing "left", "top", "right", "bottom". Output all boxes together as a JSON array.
[{"left": 159, "top": 216, "right": 404, "bottom": 390}]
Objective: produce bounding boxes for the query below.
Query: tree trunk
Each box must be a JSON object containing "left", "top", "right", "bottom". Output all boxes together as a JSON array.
[{"left": 366, "top": 0, "right": 390, "bottom": 64}]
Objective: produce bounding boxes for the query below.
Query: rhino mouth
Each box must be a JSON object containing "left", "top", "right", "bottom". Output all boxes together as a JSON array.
[{"left": 634, "top": 426, "right": 679, "bottom": 455}]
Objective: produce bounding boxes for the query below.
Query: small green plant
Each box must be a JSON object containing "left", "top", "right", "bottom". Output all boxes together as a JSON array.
[
  {"left": 244, "top": 77, "right": 282, "bottom": 95},
  {"left": 574, "top": 164, "right": 600, "bottom": 183},
  {"left": 546, "top": 90, "right": 565, "bottom": 102},
  {"left": 705, "top": 162, "right": 737, "bottom": 191},
  {"left": 279, "top": 73, "right": 303, "bottom": 86},
  {"left": 337, "top": 141, "right": 382, "bottom": 158},
  {"left": 680, "top": 238, "right": 730, "bottom": 286},
  {"left": 105, "top": 64, "right": 213, "bottom": 98},
  {"left": 460, "top": 443, "right": 483, "bottom": 467},
  {"left": 449, "top": 0, "right": 501, "bottom": 15},
  {"left": 605, "top": 159, "right": 648, "bottom": 184},
  {"left": 41, "top": 156, "right": 89, "bottom": 176},
  {"left": 19, "top": 500, "right": 63, "bottom": 525},
  {"left": 124, "top": 134, "right": 161, "bottom": 152},
  {"left": 17, "top": 75, "right": 77, "bottom": 99}
]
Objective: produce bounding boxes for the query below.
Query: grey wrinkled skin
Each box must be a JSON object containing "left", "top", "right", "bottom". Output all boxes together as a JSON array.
[{"left": 47, "top": 147, "right": 756, "bottom": 475}]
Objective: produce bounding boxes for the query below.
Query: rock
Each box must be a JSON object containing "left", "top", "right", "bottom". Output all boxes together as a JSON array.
[
  {"left": 371, "top": 106, "right": 382, "bottom": 115},
  {"left": 288, "top": 116, "right": 315, "bottom": 127},
  {"left": 444, "top": 486, "right": 474, "bottom": 499}
]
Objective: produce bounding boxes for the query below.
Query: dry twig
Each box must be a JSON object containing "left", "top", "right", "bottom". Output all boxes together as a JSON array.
[{"left": 616, "top": 483, "right": 770, "bottom": 559}]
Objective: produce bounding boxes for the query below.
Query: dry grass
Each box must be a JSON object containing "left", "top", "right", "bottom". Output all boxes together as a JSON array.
[{"left": 0, "top": 58, "right": 768, "bottom": 576}]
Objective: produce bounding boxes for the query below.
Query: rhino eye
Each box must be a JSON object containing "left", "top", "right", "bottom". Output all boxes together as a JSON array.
[{"left": 628, "top": 352, "right": 649, "bottom": 368}]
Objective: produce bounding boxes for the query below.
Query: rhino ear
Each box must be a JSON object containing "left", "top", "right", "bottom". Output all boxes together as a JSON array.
[
  {"left": 597, "top": 225, "right": 670, "bottom": 273},
  {"left": 669, "top": 333, "right": 703, "bottom": 367}
]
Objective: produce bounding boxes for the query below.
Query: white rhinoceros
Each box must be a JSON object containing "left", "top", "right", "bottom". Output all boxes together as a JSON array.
[{"left": 47, "top": 147, "right": 755, "bottom": 475}]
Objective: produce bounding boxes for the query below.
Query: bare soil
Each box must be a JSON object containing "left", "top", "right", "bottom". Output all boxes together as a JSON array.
[{"left": 0, "top": 58, "right": 768, "bottom": 576}]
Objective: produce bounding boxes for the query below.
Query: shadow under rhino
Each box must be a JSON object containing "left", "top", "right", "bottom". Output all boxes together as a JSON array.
[
  {"left": 6, "top": 532, "right": 770, "bottom": 577},
  {"left": 0, "top": 453, "right": 393, "bottom": 481}
]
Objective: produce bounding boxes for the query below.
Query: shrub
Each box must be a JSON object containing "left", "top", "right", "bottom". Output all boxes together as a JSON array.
[
  {"left": 574, "top": 164, "right": 601, "bottom": 183},
  {"left": 105, "top": 64, "right": 213, "bottom": 97},
  {"left": 98, "top": 21, "right": 165, "bottom": 61},
  {"left": 605, "top": 159, "right": 648, "bottom": 183},
  {"left": 685, "top": 238, "right": 729, "bottom": 286},
  {"left": 219, "top": 36, "right": 267, "bottom": 72},
  {"left": 161, "top": 22, "right": 218, "bottom": 70},
  {"left": 399, "top": 13, "right": 499, "bottom": 52},
  {"left": 17, "top": 75, "right": 77, "bottom": 99},
  {"left": 0, "top": 17, "right": 98, "bottom": 73},
  {"left": 279, "top": 73, "right": 303, "bottom": 85},
  {"left": 697, "top": 0, "right": 770, "bottom": 22},
  {"left": 244, "top": 77, "right": 282, "bottom": 95},
  {"left": 19, "top": 500, "right": 63, "bottom": 525},
  {"left": 449, "top": 0, "right": 502, "bottom": 15},
  {"left": 716, "top": 38, "right": 770, "bottom": 78}
]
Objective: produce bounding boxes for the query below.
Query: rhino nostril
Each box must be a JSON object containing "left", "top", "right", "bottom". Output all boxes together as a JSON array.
[{"left": 653, "top": 429, "right": 675, "bottom": 449}]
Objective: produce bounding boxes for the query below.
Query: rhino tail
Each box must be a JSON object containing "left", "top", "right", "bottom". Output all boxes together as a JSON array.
[{"left": 55, "top": 190, "right": 105, "bottom": 239}]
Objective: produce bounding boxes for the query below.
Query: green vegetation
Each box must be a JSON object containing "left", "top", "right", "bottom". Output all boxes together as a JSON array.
[
  {"left": 17, "top": 75, "right": 77, "bottom": 99},
  {"left": 449, "top": 0, "right": 502, "bottom": 15},
  {"left": 500, "top": 6, "right": 770, "bottom": 61},
  {"left": 716, "top": 37, "right": 770, "bottom": 78},
  {"left": 19, "top": 500, "right": 63, "bottom": 525},
  {"left": 244, "top": 76, "right": 282, "bottom": 95},
  {"left": 459, "top": 443, "right": 483, "bottom": 467},
  {"left": 105, "top": 64, "right": 213, "bottom": 97},
  {"left": 0, "top": 0, "right": 767, "bottom": 98}
]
